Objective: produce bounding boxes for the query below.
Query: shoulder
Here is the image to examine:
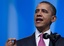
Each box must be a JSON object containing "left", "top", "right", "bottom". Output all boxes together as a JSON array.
[
  {"left": 16, "top": 33, "right": 35, "bottom": 46},
  {"left": 56, "top": 37, "right": 64, "bottom": 46},
  {"left": 16, "top": 36, "right": 31, "bottom": 46},
  {"left": 58, "top": 37, "right": 64, "bottom": 42},
  {"left": 17, "top": 33, "right": 35, "bottom": 43},
  {"left": 17, "top": 36, "right": 32, "bottom": 42}
]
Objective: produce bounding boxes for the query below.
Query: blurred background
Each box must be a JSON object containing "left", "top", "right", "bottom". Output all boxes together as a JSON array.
[{"left": 0, "top": 0, "right": 64, "bottom": 46}]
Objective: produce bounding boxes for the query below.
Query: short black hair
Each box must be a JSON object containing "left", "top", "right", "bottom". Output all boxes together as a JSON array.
[{"left": 40, "top": 1, "right": 56, "bottom": 15}]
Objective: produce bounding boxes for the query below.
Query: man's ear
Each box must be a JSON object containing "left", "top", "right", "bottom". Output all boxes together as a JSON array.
[{"left": 51, "top": 15, "right": 56, "bottom": 22}]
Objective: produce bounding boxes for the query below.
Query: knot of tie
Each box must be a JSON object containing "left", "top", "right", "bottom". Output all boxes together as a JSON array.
[{"left": 39, "top": 34, "right": 43, "bottom": 38}]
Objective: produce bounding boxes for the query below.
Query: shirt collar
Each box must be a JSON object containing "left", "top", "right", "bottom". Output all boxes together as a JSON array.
[{"left": 35, "top": 29, "right": 51, "bottom": 39}]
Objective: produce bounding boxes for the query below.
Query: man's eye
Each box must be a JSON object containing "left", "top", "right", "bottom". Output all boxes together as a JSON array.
[
  {"left": 35, "top": 9, "right": 39, "bottom": 13},
  {"left": 42, "top": 9, "right": 48, "bottom": 13}
]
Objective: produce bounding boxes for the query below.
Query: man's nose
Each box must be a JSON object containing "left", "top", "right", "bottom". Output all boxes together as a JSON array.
[
  {"left": 36, "top": 15, "right": 42, "bottom": 17},
  {"left": 36, "top": 10, "right": 43, "bottom": 17}
]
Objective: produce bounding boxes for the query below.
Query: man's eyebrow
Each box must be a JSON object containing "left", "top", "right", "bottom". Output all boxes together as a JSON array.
[
  {"left": 36, "top": 9, "right": 39, "bottom": 10},
  {"left": 35, "top": 9, "right": 40, "bottom": 13},
  {"left": 41, "top": 9, "right": 48, "bottom": 13}
]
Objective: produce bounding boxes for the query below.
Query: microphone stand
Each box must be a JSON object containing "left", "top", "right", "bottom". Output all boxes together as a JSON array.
[{"left": 43, "top": 33, "right": 61, "bottom": 46}]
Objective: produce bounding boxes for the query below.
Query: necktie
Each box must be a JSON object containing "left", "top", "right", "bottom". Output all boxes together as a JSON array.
[{"left": 38, "top": 34, "right": 46, "bottom": 46}]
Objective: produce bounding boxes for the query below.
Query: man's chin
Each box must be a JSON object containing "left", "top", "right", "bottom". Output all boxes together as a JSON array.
[
  {"left": 36, "top": 26, "right": 46, "bottom": 33},
  {"left": 35, "top": 24, "right": 43, "bottom": 27},
  {"left": 36, "top": 26, "right": 44, "bottom": 33},
  {"left": 35, "top": 25, "right": 44, "bottom": 29}
]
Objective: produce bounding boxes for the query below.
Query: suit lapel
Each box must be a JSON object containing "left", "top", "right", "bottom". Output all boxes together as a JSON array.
[
  {"left": 49, "top": 40, "right": 53, "bottom": 46},
  {"left": 27, "top": 33, "right": 36, "bottom": 46},
  {"left": 49, "top": 32, "right": 53, "bottom": 46}
]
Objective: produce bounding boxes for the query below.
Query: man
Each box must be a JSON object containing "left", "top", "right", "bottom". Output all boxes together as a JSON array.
[{"left": 6, "top": 1, "right": 64, "bottom": 46}]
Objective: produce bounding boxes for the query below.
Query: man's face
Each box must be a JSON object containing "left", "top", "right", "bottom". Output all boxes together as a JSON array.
[{"left": 34, "top": 3, "right": 56, "bottom": 28}]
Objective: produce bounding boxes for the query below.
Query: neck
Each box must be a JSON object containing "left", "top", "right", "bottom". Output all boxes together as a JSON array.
[{"left": 36, "top": 26, "right": 50, "bottom": 33}]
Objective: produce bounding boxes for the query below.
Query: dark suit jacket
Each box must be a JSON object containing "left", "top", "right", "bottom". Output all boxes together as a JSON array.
[{"left": 17, "top": 33, "right": 64, "bottom": 46}]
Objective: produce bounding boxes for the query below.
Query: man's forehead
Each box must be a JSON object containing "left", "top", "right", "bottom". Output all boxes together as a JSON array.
[
  {"left": 37, "top": 3, "right": 51, "bottom": 8},
  {"left": 36, "top": 3, "right": 51, "bottom": 10}
]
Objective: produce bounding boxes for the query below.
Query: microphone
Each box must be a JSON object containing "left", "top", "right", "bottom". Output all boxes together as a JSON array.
[
  {"left": 43, "top": 33, "right": 50, "bottom": 39},
  {"left": 43, "top": 33, "right": 61, "bottom": 42}
]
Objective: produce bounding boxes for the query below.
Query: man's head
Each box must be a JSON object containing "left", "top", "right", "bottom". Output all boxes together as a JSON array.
[{"left": 34, "top": 1, "right": 56, "bottom": 32}]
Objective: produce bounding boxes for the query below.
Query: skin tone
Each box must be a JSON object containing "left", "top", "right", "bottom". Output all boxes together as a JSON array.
[
  {"left": 5, "top": 3, "right": 56, "bottom": 46},
  {"left": 34, "top": 3, "right": 56, "bottom": 33},
  {"left": 5, "top": 38, "right": 16, "bottom": 46}
]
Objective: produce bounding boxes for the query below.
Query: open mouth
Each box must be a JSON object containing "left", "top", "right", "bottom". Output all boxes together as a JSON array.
[{"left": 36, "top": 18, "right": 43, "bottom": 23}]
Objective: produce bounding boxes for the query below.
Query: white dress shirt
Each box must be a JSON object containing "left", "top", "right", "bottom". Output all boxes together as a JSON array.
[{"left": 35, "top": 29, "right": 51, "bottom": 46}]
